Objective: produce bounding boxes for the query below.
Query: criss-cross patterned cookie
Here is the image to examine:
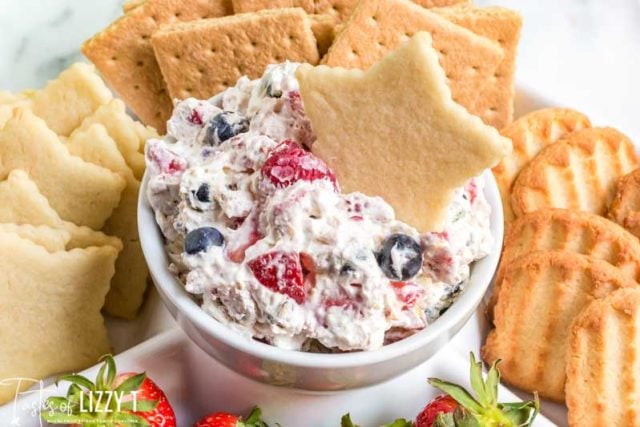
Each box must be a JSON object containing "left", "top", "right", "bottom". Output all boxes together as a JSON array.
[
  {"left": 608, "top": 168, "right": 640, "bottom": 238},
  {"left": 492, "top": 108, "right": 591, "bottom": 221},
  {"left": 566, "top": 287, "right": 640, "bottom": 426},
  {"left": 483, "top": 250, "right": 637, "bottom": 402},
  {"left": 511, "top": 127, "right": 638, "bottom": 217}
]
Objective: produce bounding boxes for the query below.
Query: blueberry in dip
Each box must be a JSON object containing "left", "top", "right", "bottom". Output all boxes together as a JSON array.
[{"left": 145, "top": 62, "right": 492, "bottom": 352}]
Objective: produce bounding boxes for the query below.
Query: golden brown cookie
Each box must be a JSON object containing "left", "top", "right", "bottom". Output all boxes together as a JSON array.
[
  {"left": 320, "top": 0, "right": 505, "bottom": 117},
  {"left": 608, "top": 168, "right": 640, "bottom": 238},
  {"left": 511, "top": 127, "right": 638, "bottom": 218},
  {"left": 489, "top": 208, "right": 640, "bottom": 319},
  {"left": 492, "top": 108, "right": 591, "bottom": 221},
  {"left": 482, "top": 250, "right": 637, "bottom": 402},
  {"left": 151, "top": 8, "right": 320, "bottom": 100},
  {"left": 566, "top": 287, "right": 640, "bottom": 426},
  {"left": 82, "top": 0, "right": 232, "bottom": 132}
]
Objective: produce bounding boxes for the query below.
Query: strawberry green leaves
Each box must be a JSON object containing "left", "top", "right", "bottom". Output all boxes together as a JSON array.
[{"left": 428, "top": 353, "right": 539, "bottom": 427}]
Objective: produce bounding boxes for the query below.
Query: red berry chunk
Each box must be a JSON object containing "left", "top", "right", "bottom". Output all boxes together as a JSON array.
[
  {"left": 248, "top": 251, "right": 306, "bottom": 304},
  {"left": 391, "top": 281, "right": 424, "bottom": 310},
  {"left": 415, "top": 394, "right": 459, "bottom": 427},
  {"left": 187, "top": 109, "right": 204, "bottom": 126},
  {"left": 261, "top": 140, "right": 337, "bottom": 189}
]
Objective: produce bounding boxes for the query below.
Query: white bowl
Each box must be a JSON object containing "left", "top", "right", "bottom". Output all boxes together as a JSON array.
[{"left": 138, "top": 169, "right": 503, "bottom": 391}]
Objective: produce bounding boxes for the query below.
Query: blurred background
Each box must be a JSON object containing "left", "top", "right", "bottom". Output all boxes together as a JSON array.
[{"left": 1, "top": 0, "right": 639, "bottom": 140}]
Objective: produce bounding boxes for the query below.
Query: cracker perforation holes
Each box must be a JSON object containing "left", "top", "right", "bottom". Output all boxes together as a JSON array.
[
  {"left": 275, "top": 55, "right": 283, "bottom": 61},
  {"left": 211, "top": 47, "right": 217, "bottom": 54},
  {"left": 134, "top": 84, "right": 140, "bottom": 90},
  {"left": 174, "top": 54, "right": 181, "bottom": 60},
  {"left": 489, "top": 107, "right": 498, "bottom": 112},
  {"left": 175, "top": 12, "right": 182, "bottom": 18},
  {"left": 222, "top": 81, "right": 229, "bottom": 86},
  {"left": 494, "top": 72, "right": 502, "bottom": 79},
  {"left": 141, "top": 34, "right": 150, "bottom": 41},
  {"left": 497, "top": 38, "right": 505, "bottom": 45},
  {"left": 472, "top": 65, "right": 480, "bottom": 71},
  {"left": 251, "top": 41, "right": 257, "bottom": 48},
  {"left": 198, "top": 68, "right": 205, "bottom": 74},
  {"left": 111, "top": 56, "right": 117, "bottom": 61},
  {"left": 136, "top": 60, "right": 144, "bottom": 67},
  {"left": 439, "top": 49, "right": 447, "bottom": 55}
]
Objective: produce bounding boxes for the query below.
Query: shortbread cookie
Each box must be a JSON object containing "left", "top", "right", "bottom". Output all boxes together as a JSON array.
[
  {"left": 511, "top": 127, "right": 638, "bottom": 217},
  {"left": 0, "top": 170, "right": 122, "bottom": 250},
  {"left": 566, "top": 287, "right": 640, "bottom": 427},
  {"left": 75, "top": 99, "right": 154, "bottom": 180},
  {"left": 434, "top": 5, "right": 522, "bottom": 129},
  {"left": 30, "top": 63, "right": 113, "bottom": 136},
  {"left": 0, "top": 232, "right": 116, "bottom": 405},
  {"left": 67, "top": 124, "right": 148, "bottom": 319},
  {"left": 0, "top": 224, "right": 71, "bottom": 253},
  {"left": 0, "top": 109, "right": 126, "bottom": 229},
  {"left": 493, "top": 108, "right": 591, "bottom": 221},
  {"left": 82, "top": 0, "right": 232, "bottom": 131},
  {"left": 483, "top": 250, "right": 637, "bottom": 402},
  {"left": 608, "top": 168, "right": 640, "bottom": 238},
  {"left": 297, "top": 32, "right": 511, "bottom": 231},
  {"left": 321, "top": 0, "right": 504, "bottom": 116},
  {"left": 489, "top": 208, "right": 640, "bottom": 318},
  {"left": 151, "top": 8, "right": 320, "bottom": 100}
]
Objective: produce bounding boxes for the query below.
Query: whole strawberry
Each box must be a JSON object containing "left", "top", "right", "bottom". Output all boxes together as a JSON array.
[
  {"left": 415, "top": 395, "right": 459, "bottom": 427},
  {"left": 421, "top": 353, "right": 539, "bottom": 427},
  {"left": 194, "top": 406, "right": 268, "bottom": 427},
  {"left": 40, "top": 354, "right": 176, "bottom": 426},
  {"left": 341, "top": 353, "right": 539, "bottom": 427}
]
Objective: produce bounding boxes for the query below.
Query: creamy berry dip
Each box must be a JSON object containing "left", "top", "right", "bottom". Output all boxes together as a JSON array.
[{"left": 146, "top": 62, "right": 492, "bottom": 352}]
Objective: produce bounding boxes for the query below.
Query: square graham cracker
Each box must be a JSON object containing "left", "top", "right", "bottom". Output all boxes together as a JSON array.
[
  {"left": 321, "top": 0, "right": 504, "bottom": 114},
  {"left": 435, "top": 5, "right": 522, "bottom": 128},
  {"left": 151, "top": 8, "right": 320, "bottom": 100},
  {"left": 82, "top": 0, "right": 232, "bottom": 132}
]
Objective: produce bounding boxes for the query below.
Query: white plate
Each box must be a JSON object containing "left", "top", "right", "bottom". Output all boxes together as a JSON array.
[
  {"left": 0, "top": 325, "right": 554, "bottom": 426},
  {"left": 0, "top": 88, "right": 564, "bottom": 426}
]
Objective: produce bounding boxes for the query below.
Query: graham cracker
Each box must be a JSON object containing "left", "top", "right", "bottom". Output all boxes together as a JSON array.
[
  {"left": 30, "top": 63, "right": 113, "bottom": 136},
  {"left": 0, "top": 109, "right": 126, "bottom": 229},
  {"left": 231, "top": 0, "right": 467, "bottom": 15},
  {"left": 413, "top": 0, "right": 468, "bottom": 6},
  {"left": 0, "top": 232, "right": 116, "bottom": 405},
  {"left": 311, "top": 14, "right": 339, "bottom": 56},
  {"left": 0, "top": 170, "right": 122, "bottom": 250},
  {"left": 297, "top": 32, "right": 511, "bottom": 231},
  {"left": 434, "top": 5, "right": 522, "bottom": 129},
  {"left": 67, "top": 124, "right": 148, "bottom": 319},
  {"left": 82, "top": 0, "right": 232, "bottom": 132},
  {"left": 151, "top": 8, "right": 320, "bottom": 100},
  {"left": 321, "top": 0, "right": 504, "bottom": 114}
]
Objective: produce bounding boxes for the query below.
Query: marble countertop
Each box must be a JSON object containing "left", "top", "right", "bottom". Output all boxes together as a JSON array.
[{"left": 1, "top": 0, "right": 639, "bottom": 141}]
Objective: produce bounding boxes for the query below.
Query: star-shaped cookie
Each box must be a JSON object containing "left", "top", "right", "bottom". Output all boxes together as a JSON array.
[{"left": 296, "top": 32, "right": 511, "bottom": 231}]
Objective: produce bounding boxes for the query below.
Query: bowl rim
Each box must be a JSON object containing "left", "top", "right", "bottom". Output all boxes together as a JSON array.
[{"left": 138, "top": 169, "right": 503, "bottom": 369}]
